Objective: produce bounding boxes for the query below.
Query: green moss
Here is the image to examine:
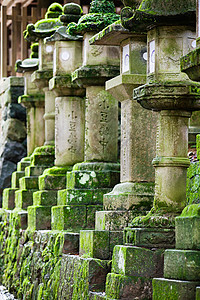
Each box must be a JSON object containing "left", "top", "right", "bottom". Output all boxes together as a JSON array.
[
  {"left": 180, "top": 203, "right": 200, "bottom": 217},
  {"left": 90, "top": 0, "right": 115, "bottom": 13},
  {"left": 130, "top": 208, "right": 176, "bottom": 228}
]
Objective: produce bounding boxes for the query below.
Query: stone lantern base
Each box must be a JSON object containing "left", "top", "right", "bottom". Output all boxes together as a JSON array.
[{"left": 153, "top": 204, "right": 200, "bottom": 300}]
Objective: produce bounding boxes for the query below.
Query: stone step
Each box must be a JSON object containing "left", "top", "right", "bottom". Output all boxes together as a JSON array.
[
  {"left": 51, "top": 204, "right": 103, "bottom": 231},
  {"left": 11, "top": 171, "right": 25, "bottom": 188},
  {"left": 58, "top": 254, "right": 110, "bottom": 298},
  {"left": 2, "top": 188, "right": 18, "bottom": 209},
  {"left": 15, "top": 189, "right": 37, "bottom": 209},
  {"left": 153, "top": 278, "right": 200, "bottom": 300},
  {"left": 25, "top": 166, "right": 47, "bottom": 177},
  {"left": 17, "top": 157, "right": 31, "bottom": 172},
  {"left": 80, "top": 230, "right": 123, "bottom": 260},
  {"left": 19, "top": 176, "right": 39, "bottom": 190}
]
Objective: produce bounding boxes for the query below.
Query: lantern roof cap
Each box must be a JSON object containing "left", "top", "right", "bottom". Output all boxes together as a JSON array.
[
  {"left": 121, "top": 0, "right": 196, "bottom": 31},
  {"left": 89, "top": 20, "right": 145, "bottom": 46}
]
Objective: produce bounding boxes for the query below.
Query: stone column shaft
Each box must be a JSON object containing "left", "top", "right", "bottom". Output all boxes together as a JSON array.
[
  {"left": 55, "top": 96, "right": 85, "bottom": 166},
  {"left": 153, "top": 110, "right": 191, "bottom": 212},
  {"left": 43, "top": 87, "right": 55, "bottom": 146},
  {"left": 85, "top": 86, "right": 118, "bottom": 162}
]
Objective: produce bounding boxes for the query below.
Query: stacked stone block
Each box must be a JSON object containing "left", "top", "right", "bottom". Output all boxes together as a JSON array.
[
  {"left": 153, "top": 204, "right": 200, "bottom": 300},
  {"left": 0, "top": 77, "right": 26, "bottom": 206}
]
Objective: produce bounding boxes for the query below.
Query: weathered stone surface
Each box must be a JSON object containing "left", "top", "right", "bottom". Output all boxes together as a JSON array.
[
  {"left": 103, "top": 182, "right": 154, "bottom": 211},
  {"left": 164, "top": 249, "right": 200, "bottom": 281},
  {"left": 67, "top": 168, "right": 120, "bottom": 190},
  {"left": 33, "top": 190, "right": 57, "bottom": 206},
  {"left": 52, "top": 205, "right": 87, "bottom": 231},
  {"left": 84, "top": 86, "right": 118, "bottom": 162},
  {"left": 19, "top": 176, "right": 38, "bottom": 190},
  {"left": 117, "top": 99, "right": 156, "bottom": 183},
  {"left": 0, "top": 159, "right": 17, "bottom": 194},
  {"left": 79, "top": 230, "right": 123, "bottom": 260},
  {"left": 17, "top": 157, "right": 30, "bottom": 172},
  {"left": 62, "top": 232, "right": 80, "bottom": 255},
  {"left": 53, "top": 40, "right": 83, "bottom": 76},
  {"left": 28, "top": 206, "right": 51, "bottom": 230},
  {"left": 55, "top": 96, "right": 85, "bottom": 166},
  {"left": 52, "top": 204, "right": 103, "bottom": 231},
  {"left": 57, "top": 189, "right": 67, "bottom": 205},
  {"left": 1, "top": 140, "right": 26, "bottom": 163},
  {"left": 11, "top": 171, "right": 25, "bottom": 188},
  {"left": 176, "top": 205, "right": 200, "bottom": 250},
  {"left": 58, "top": 254, "right": 110, "bottom": 298},
  {"left": 124, "top": 227, "right": 175, "bottom": 248},
  {"left": 66, "top": 188, "right": 111, "bottom": 205},
  {"left": 153, "top": 278, "right": 200, "bottom": 300},
  {"left": 25, "top": 166, "right": 46, "bottom": 176},
  {"left": 15, "top": 189, "right": 37, "bottom": 209},
  {"left": 80, "top": 230, "right": 110, "bottom": 260},
  {"left": 112, "top": 245, "right": 164, "bottom": 278},
  {"left": 2, "top": 188, "right": 18, "bottom": 209},
  {"left": 106, "top": 272, "right": 152, "bottom": 300},
  {"left": 95, "top": 210, "right": 137, "bottom": 231},
  {"left": 3, "top": 119, "right": 26, "bottom": 142},
  {"left": 3, "top": 103, "right": 26, "bottom": 122}
]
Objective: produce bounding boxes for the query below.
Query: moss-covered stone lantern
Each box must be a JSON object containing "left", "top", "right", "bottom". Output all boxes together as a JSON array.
[
  {"left": 10, "top": 3, "right": 64, "bottom": 224},
  {"left": 152, "top": 1, "right": 200, "bottom": 299},
  {"left": 121, "top": 0, "right": 200, "bottom": 242},
  {"left": 51, "top": 0, "right": 121, "bottom": 232},
  {"left": 87, "top": 20, "right": 157, "bottom": 237},
  {"left": 15, "top": 52, "right": 45, "bottom": 156},
  {"left": 27, "top": 3, "right": 85, "bottom": 231}
]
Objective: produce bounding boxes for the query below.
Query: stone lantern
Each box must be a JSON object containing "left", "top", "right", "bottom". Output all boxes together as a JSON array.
[
  {"left": 15, "top": 56, "right": 45, "bottom": 156},
  {"left": 8, "top": 4, "right": 64, "bottom": 222},
  {"left": 52, "top": 0, "right": 121, "bottom": 232},
  {"left": 27, "top": 3, "right": 85, "bottom": 231},
  {"left": 79, "top": 21, "right": 157, "bottom": 254},
  {"left": 95, "top": 1, "right": 200, "bottom": 299},
  {"left": 120, "top": 0, "right": 199, "bottom": 229}
]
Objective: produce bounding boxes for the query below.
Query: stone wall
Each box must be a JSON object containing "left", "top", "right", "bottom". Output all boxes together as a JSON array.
[{"left": 0, "top": 77, "right": 27, "bottom": 205}]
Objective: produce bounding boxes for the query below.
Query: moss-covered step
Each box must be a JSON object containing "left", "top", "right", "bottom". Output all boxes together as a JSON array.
[
  {"left": 19, "top": 176, "right": 39, "bottom": 190},
  {"left": 95, "top": 210, "right": 143, "bottom": 231},
  {"left": 38, "top": 166, "right": 71, "bottom": 190},
  {"left": 124, "top": 227, "right": 175, "bottom": 248},
  {"left": 175, "top": 204, "right": 200, "bottom": 250},
  {"left": 65, "top": 163, "right": 120, "bottom": 214},
  {"left": 58, "top": 254, "right": 110, "bottom": 298},
  {"left": 186, "top": 155, "right": 200, "bottom": 206},
  {"left": 30, "top": 146, "right": 55, "bottom": 166},
  {"left": 79, "top": 230, "right": 123, "bottom": 260},
  {"left": 27, "top": 167, "right": 72, "bottom": 230},
  {"left": 17, "top": 157, "right": 31, "bottom": 171},
  {"left": 15, "top": 189, "right": 38, "bottom": 209},
  {"left": 164, "top": 249, "right": 200, "bottom": 281},
  {"left": 51, "top": 204, "right": 103, "bottom": 231},
  {"left": 11, "top": 171, "right": 25, "bottom": 188},
  {"left": 2, "top": 188, "right": 18, "bottom": 210},
  {"left": 1, "top": 157, "right": 31, "bottom": 210},
  {"left": 105, "top": 272, "right": 152, "bottom": 300},
  {"left": 28, "top": 205, "right": 52, "bottom": 230},
  {"left": 112, "top": 245, "right": 164, "bottom": 278},
  {"left": 196, "top": 287, "right": 200, "bottom": 300},
  {"left": 153, "top": 278, "right": 200, "bottom": 300}
]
